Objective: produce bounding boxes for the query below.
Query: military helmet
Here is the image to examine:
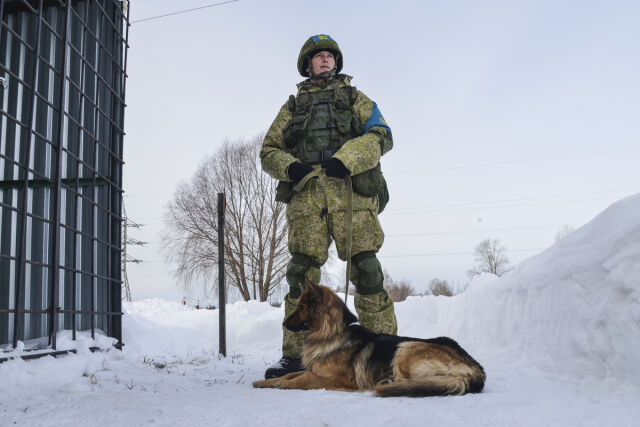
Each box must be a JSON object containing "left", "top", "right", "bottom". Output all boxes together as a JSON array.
[{"left": 297, "top": 34, "right": 343, "bottom": 77}]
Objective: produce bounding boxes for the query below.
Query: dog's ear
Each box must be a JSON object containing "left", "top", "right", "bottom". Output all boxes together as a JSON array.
[
  {"left": 305, "top": 280, "right": 321, "bottom": 298},
  {"left": 305, "top": 279, "right": 316, "bottom": 291}
]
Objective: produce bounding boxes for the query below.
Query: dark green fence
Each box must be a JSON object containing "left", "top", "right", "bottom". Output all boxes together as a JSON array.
[{"left": 0, "top": 0, "right": 129, "bottom": 353}]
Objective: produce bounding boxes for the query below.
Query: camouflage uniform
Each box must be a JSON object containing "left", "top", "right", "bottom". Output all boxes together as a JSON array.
[{"left": 261, "top": 35, "right": 397, "bottom": 363}]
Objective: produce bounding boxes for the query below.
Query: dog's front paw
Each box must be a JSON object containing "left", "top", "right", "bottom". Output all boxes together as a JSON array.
[{"left": 253, "top": 378, "right": 285, "bottom": 388}]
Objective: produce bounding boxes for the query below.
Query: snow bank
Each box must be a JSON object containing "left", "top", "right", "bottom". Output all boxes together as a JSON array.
[
  {"left": 400, "top": 193, "right": 640, "bottom": 386},
  {"left": 122, "top": 298, "right": 283, "bottom": 358}
]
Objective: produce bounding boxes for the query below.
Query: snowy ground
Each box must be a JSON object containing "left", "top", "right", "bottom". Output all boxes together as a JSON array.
[{"left": 1, "top": 194, "right": 639, "bottom": 426}]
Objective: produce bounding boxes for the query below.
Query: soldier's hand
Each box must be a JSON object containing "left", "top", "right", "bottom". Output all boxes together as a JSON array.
[
  {"left": 324, "top": 158, "right": 350, "bottom": 178},
  {"left": 288, "top": 162, "right": 314, "bottom": 184}
]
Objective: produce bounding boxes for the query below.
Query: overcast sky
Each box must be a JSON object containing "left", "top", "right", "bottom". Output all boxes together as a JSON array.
[{"left": 123, "top": 0, "right": 640, "bottom": 302}]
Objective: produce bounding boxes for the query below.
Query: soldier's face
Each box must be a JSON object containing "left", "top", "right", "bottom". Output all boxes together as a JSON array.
[{"left": 307, "top": 51, "right": 335, "bottom": 76}]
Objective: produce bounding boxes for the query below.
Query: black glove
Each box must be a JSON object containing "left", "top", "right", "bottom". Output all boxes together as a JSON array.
[
  {"left": 324, "top": 158, "right": 350, "bottom": 178},
  {"left": 288, "top": 162, "right": 314, "bottom": 184}
]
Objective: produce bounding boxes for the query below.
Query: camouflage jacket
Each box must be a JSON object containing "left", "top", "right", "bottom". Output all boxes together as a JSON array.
[{"left": 260, "top": 75, "right": 392, "bottom": 182}]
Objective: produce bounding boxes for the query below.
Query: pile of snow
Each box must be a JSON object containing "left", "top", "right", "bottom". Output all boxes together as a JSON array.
[
  {"left": 412, "top": 193, "right": 640, "bottom": 386},
  {"left": 122, "top": 298, "right": 283, "bottom": 358}
]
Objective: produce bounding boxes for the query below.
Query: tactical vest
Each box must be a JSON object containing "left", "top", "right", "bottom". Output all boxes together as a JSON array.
[
  {"left": 282, "top": 85, "right": 362, "bottom": 163},
  {"left": 276, "top": 85, "right": 389, "bottom": 213}
]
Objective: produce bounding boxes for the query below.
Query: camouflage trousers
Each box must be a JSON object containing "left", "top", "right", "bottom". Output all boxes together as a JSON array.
[
  {"left": 286, "top": 172, "right": 383, "bottom": 270},
  {"left": 280, "top": 173, "right": 397, "bottom": 358}
]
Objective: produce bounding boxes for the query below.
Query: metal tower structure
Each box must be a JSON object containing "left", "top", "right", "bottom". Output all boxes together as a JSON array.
[{"left": 121, "top": 199, "right": 144, "bottom": 302}]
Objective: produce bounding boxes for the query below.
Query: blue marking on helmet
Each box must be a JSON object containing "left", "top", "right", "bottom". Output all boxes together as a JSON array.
[
  {"left": 364, "top": 104, "right": 391, "bottom": 134},
  {"left": 312, "top": 34, "right": 333, "bottom": 42}
]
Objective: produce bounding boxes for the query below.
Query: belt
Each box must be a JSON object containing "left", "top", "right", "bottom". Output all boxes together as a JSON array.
[{"left": 305, "top": 149, "right": 338, "bottom": 165}]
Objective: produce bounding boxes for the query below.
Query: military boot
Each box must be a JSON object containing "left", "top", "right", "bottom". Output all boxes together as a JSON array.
[
  {"left": 264, "top": 295, "right": 306, "bottom": 379},
  {"left": 354, "top": 291, "right": 398, "bottom": 335}
]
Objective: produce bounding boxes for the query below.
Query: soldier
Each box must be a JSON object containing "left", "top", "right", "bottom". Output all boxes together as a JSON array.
[{"left": 260, "top": 34, "right": 397, "bottom": 379}]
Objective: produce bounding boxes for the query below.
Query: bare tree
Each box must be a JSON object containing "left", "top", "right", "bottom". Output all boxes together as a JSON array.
[
  {"left": 427, "top": 278, "right": 453, "bottom": 297},
  {"left": 383, "top": 269, "right": 416, "bottom": 302},
  {"left": 467, "top": 238, "right": 512, "bottom": 279},
  {"left": 162, "top": 136, "right": 288, "bottom": 301}
]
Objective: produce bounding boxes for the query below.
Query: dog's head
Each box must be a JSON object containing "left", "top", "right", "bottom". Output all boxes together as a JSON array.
[{"left": 283, "top": 281, "right": 358, "bottom": 334}]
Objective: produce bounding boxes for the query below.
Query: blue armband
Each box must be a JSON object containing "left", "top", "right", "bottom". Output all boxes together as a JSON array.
[{"left": 364, "top": 103, "right": 391, "bottom": 134}]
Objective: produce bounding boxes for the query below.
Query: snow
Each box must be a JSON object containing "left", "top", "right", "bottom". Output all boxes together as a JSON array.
[{"left": 1, "top": 194, "right": 640, "bottom": 426}]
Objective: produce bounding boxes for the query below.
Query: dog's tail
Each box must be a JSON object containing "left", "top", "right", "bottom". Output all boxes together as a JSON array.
[{"left": 374, "top": 373, "right": 485, "bottom": 397}]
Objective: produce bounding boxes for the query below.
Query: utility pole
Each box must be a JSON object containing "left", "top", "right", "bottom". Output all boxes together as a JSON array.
[
  {"left": 121, "top": 199, "right": 145, "bottom": 302},
  {"left": 218, "top": 192, "right": 226, "bottom": 357}
]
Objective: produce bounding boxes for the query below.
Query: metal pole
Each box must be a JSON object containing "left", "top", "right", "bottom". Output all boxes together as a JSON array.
[
  {"left": 49, "top": 0, "right": 72, "bottom": 351},
  {"left": 0, "top": 1, "right": 4, "bottom": 50},
  {"left": 109, "top": 39, "right": 124, "bottom": 351},
  {"left": 217, "top": 192, "right": 226, "bottom": 357},
  {"left": 12, "top": 0, "right": 44, "bottom": 349}
]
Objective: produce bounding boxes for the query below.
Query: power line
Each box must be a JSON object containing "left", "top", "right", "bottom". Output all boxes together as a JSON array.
[
  {"left": 131, "top": 0, "right": 240, "bottom": 24},
  {"left": 120, "top": 224, "right": 564, "bottom": 244},
  {"left": 123, "top": 191, "right": 172, "bottom": 198},
  {"left": 127, "top": 189, "right": 637, "bottom": 226},
  {"left": 379, "top": 248, "right": 544, "bottom": 258},
  {"left": 122, "top": 184, "right": 638, "bottom": 204},
  {"left": 386, "top": 147, "right": 640, "bottom": 175},
  {"left": 132, "top": 191, "right": 634, "bottom": 220},
  {"left": 134, "top": 246, "right": 545, "bottom": 262},
  {"left": 384, "top": 188, "right": 639, "bottom": 214},
  {"left": 111, "top": 223, "right": 566, "bottom": 245},
  {"left": 127, "top": 259, "right": 168, "bottom": 263},
  {"left": 386, "top": 224, "right": 569, "bottom": 238},
  {"left": 384, "top": 195, "right": 630, "bottom": 216}
]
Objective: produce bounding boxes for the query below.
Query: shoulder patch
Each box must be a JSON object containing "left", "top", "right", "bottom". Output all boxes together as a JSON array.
[{"left": 364, "top": 103, "right": 391, "bottom": 134}]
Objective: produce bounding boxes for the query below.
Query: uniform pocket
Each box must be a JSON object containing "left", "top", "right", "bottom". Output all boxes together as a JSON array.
[
  {"left": 351, "top": 164, "right": 381, "bottom": 197},
  {"left": 351, "top": 164, "right": 389, "bottom": 213},
  {"left": 275, "top": 181, "right": 294, "bottom": 203},
  {"left": 333, "top": 109, "right": 353, "bottom": 136}
]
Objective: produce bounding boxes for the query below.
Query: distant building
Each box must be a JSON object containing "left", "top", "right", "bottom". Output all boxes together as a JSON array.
[{"left": 0, "top": 0, "right": 129, "bottom": 355}]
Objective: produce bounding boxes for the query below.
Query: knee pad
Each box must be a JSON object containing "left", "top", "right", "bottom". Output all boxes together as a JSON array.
[
  {"left": 286, "top": 254, "right": 320, "bottom": 299},
  {"left": 350, "top": 251, "right": 384, "bottom": 295}
]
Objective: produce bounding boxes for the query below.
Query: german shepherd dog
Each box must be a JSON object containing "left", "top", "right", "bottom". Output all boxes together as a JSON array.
[{"left": 253, "top": 281, "right": 485, "bottom": 397}]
